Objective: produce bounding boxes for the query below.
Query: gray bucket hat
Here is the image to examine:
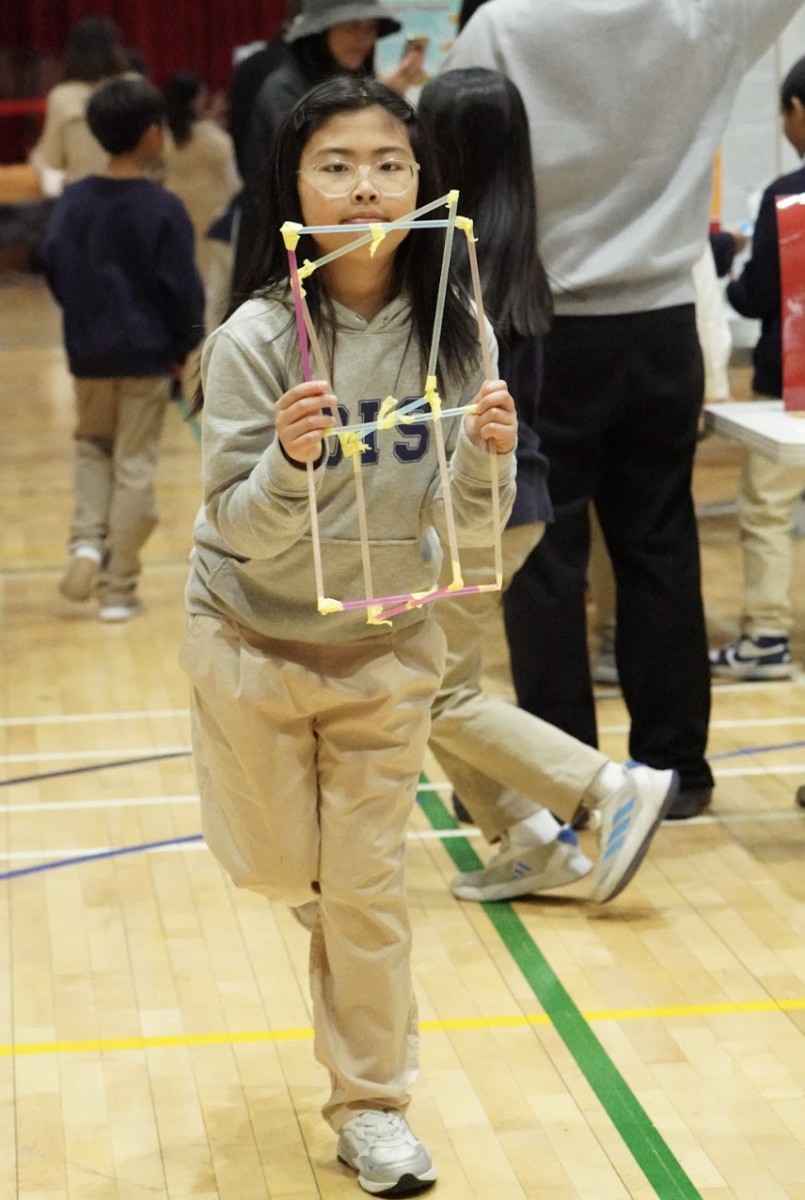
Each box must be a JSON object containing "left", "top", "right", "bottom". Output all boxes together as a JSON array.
[{"left": 284, "top": 0, "right": 402, "bottom": 43}]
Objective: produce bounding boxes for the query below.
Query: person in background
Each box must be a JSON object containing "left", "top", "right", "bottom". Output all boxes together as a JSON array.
[
  {"left": 226, "top": 1, "right": 302, "bottom": 178},
  {"left": 233, "top": 0, "right": 425, "bottom": 296},
  {"left": 417, "top": 68, "right": 678, "bottom": 903},
  {"left": 163, "top": 71, "right": 240, "bottom": 282},
  {"left": 44, "top": 77, "right": 204, "bottom": 622},
  {"left": 590, "top": 234, "right": 738, "bottom": 688},
  {"left": 710, "top": 54, "right": 805, "bottom": 681},
  {"left": 444, "top": 0, "right": 802, "bottom": 821},
  {"left": 30, "top": 16, "right": 129, "bottom": 196}
]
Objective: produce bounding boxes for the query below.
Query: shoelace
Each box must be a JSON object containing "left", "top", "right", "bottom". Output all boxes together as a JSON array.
[{"left": 349, "top": 1111, "right": 409, "bottom": 1143}]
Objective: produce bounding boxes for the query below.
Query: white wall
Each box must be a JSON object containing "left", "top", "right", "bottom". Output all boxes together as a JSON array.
[{"left": 722, "top": 11, "right": 805, "bottom": 225}]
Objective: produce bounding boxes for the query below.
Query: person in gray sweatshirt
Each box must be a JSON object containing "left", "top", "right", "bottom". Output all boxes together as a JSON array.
[
  {"left": 179, "top": 74, "right": 679, "bottom": 1194},
  {"left": 182, "top": 76, "right": 517, "bottom": 1196},
  {"left": 443, "top": 0, "right": 804, "bottom": 821}
]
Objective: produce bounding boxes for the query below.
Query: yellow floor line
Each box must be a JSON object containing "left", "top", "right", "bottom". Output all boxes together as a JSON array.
[{"left": 3, "top": 997, "right": 804, "bottom": 1058}]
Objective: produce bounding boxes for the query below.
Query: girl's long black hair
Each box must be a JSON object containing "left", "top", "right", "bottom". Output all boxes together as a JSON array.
[
  {"left": 418, "top": 68, "right": 552, "bottom": 345},
  {"left": 237, "top": 75, "right": 479, "bottom": 382},
  {"left": 163, "top": 72, "right": 204, "bottom": 147}
]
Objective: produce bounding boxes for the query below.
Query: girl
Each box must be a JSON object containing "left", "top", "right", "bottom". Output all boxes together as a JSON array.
[
  {"left": 163, "top": 71, "right": 240, "bottom": 282},
  {"left": 417, "top": 68, "right": 678, "bottom": 904},
  {"left": 181, "top": 76, "right": 517, "bottom": 1195},
  {"left": 30, "top": 16, "right": 129, "bottom": 195}
]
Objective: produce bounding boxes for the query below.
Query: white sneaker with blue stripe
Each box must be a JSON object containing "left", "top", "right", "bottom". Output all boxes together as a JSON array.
[
  {"left": 451, "top": 826, "right": 593, "bottom": 902},
  {"left": 587, "top": 764, "right": 679, "bottom": 903}
]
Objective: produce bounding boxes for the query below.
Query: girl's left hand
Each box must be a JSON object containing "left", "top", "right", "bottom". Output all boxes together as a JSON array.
[{"left": 464, "top": 380, "right": 517, "bottom": 454}]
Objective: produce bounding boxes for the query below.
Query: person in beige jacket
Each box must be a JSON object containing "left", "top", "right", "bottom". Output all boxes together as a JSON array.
[
  {"left": 29, "top": 16, "right": 129, "bottom": 196},
  {"left": 162, "top": 72, "right": 241, "bottom": 282}
]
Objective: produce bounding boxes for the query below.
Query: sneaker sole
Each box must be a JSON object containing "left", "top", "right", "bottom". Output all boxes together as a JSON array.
[
  {"left": 340, "top": 1161, "right": 437, "bottom": 1197},
  {"left": 99, "top": 603, "right": 141, "bottom": 623},
  {"left": 590, "top": 770, "right": 679, "bottom": 904},
  {"left": 452, "top": 852, "right": 593, "bottom": 902},
  {"left": 711, "top": 663, "right": 792, "bottom": 680}
]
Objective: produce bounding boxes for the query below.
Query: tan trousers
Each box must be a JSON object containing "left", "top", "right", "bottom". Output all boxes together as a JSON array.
[
  {"left": 71, "top": 376, "right": 169, "bottom": 601},
  {"left": 738, "top": 450, "right": 805, "bottom": 636},
  {"left": 179, "top": 614, "right": 446, "bottom": 1130},
  {"left": 428, "top": 523, "right": 608, "bottom": 841}
]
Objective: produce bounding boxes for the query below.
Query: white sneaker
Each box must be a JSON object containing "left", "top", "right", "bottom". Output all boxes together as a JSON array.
[
  {"left": 59, "top": 545, "right": 101, "bottom": 602},
  {"left": 337, "top": 1110, "right": 437, "bottom": 1196},
  {"left": 99, "top": 598, "right": 142, "bottom": 623},
  {"left": 451, "top": 827, "right": 593, "bottom": 902},
  {"left": 587, "top": 764, "right": 679, "bottom": 903}
]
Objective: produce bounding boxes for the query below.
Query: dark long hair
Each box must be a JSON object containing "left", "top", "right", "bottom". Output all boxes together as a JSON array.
[
  {"left": 241, "top": 76, "right": 478, "bottom": 380},
  {"left": 418, "top": 68, "right": 552, "bottom": 344},
  {"left": 290, "top": 30, "right": 375, "bottom": 85},
  {"left": 63, "top": 17, "right": 126, "bottom": 84},
  {"left": 163, "top": 72, "right": 205, "bottom": 147}
]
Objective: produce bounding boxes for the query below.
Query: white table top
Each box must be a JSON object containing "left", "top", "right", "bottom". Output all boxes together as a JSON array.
[{"left": 703, "top": 400, "right": 805, "bottom": 464}]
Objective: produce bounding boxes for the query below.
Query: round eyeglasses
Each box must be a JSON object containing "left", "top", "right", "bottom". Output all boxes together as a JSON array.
[{"left": 299, "top": 159, "right": 420, "bottom": 198}]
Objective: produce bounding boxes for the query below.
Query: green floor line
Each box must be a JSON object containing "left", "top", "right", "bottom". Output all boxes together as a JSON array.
[{"left": 418, "top": 781, "right": 702, "bottom": 1200}]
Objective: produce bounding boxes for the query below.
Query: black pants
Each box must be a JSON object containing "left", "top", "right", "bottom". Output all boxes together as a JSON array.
[{"left": 503, "top": 306, "right": 713, "bottom": 792}]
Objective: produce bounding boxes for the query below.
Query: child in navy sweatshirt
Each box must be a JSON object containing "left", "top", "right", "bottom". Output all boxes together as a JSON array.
[{"left": 45, "top": 75, "right": 204, "bottom": 621}]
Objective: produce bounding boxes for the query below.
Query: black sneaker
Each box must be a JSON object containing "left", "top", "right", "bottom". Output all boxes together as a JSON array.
[{"left": 709, "top": 635, "right": 792, "bottom": 680}]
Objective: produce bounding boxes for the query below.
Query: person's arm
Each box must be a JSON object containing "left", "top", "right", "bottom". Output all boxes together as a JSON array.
[
  {"left": 726, "top": 184, "right": 780, "bottom": 321},
  {"left": 200, "top": 322, "right": 328, "bottom": 559},
  {"left": 29, "top": 90, "right": 68, "bottom": 196},
  {"left": 155, "top": 199, "right": 206, "bottom": 362}
]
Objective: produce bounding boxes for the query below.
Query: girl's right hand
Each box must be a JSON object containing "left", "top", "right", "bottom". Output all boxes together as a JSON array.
[{"left": 275, "top": 381, "right": 337, "bottom": 464}]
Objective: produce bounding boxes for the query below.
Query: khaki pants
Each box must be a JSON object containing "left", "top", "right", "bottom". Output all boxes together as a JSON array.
[
  {"left": 429, "top": 523, "right": 608, "bottom": 841},
  {"left": 739, "top": 450, "right": 805, "bottom": 636},
  {"left": 71, "top": 376, "right": 169, "bottom": 602},
  {"left": 179, "top": 614, "right": 445, "bottom": 1130}
]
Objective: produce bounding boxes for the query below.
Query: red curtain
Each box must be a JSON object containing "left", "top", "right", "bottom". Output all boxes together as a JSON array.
[{"left": 0, "top": 0, "right": 285, "bottom": 161}]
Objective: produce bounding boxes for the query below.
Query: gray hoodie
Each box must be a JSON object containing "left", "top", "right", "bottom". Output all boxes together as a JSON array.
[
  {"left": 186, "top": 293, "right": 516, "bottom": 643},
  {"left": 443, "top": 0, "right": 802, "bottom": 316}
]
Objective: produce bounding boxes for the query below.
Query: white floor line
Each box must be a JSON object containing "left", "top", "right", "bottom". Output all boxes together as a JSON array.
[
  {"left": 664, "top": 809, "right": 805, "bottom": 826},
  {"left": 600, "top": 715, "right": 805, "bottom": 734},
  {"left": 0, "top": 826, "right": 484, "bottom": 864},
  {"left": 0, "top": 745, "right": 191, "bottom": 764},
  {"left": 0, "top": 795, "right": 201, "bottom": 814},
  {"left": 4, "top": 808, "right": 805, "bottom": 866},
  {"left": 0, "top": 709, "right": 190, "bottom": 727},
  {"left": 712, "top": 764, "right": 805, "bottom": 777},
  {"left": 2, "top": 697, "right": 804, "bottom": 732},
  {"left": 0, "top": 781, "right": 453, "bottom": 814}
]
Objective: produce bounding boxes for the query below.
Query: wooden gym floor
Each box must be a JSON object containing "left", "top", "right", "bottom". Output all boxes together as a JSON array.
[{"left": 1, "top": 275, "right": 805, "bottom": 1200}]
